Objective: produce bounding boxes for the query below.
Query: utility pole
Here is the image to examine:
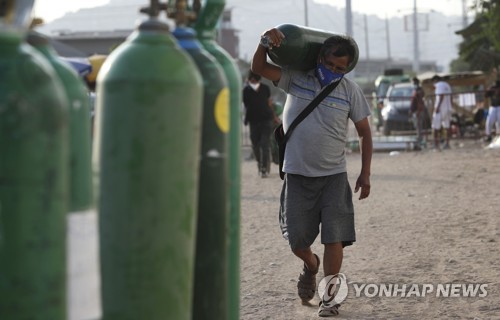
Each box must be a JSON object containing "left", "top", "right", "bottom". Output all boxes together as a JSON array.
[
  {"left": 364, "top": 14, "right": 370, "bottom": 60},
  {"left": 385, "top": 15, "right": 391, "bottom": 60},
  {"left": 304, "top": 0, "right": 309, "bottom": 27},
  {"left": 462, "top": 0, "right": 468, "bottom": 28},
  {"left": 412, "top": 0, "right": 420, "bottom": 73},
  {"left": 346, "top": 0, "right": 353, "bottom": 36}
]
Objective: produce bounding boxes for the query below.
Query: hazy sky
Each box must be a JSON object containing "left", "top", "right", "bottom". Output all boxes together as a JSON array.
[
  {"left": 33, "top": 0, "right": 110, "bottom": 22},
  {"left": 33, "top": 0, "right": 473, "bottom": 23},
  {"left": 315, "top": 0, "right": 473, "bottom": 18}
]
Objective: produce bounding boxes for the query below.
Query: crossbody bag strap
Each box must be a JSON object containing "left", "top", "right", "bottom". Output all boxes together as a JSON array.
[{"left": 283, "top": 80, "right": 341, "bottom": 143}]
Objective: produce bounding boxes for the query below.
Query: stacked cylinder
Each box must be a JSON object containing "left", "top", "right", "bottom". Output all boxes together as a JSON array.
[
  {"left": 173, "top": 25, "right": 230, "bottom": 319},
  {"left": 94, "top": 11, "right": 203, "bottom": 320},
  {"left": 194, "top": 0, "right": 242, "bottom": 318},
  {"left": 0, "top": 1, "right": 69, "bottom": 319},
  {"left": 26, "top": 32, "right": 93, "bottom": 212},
  {"left": 25, "top": 31, "right": 98, "bottom": 320}
]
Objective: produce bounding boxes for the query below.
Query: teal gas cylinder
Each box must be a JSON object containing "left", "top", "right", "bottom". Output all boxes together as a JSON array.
[
  {"left": 0, "top": 1, "right": 69, "bottom": 319},
  {"left": 174, "top": 26, "right": 230, "bottom": 320},
  {"left": 94, "top": 15, "right": 203, "bottom": 320},
  {"left": 26, "top": 32, "right": 93, "bottom": 212},
  {"left": 194, "top": 0, "right": 242, "bottom": 318},
  {"left": 266, "top": 23, "right": 359, "bottom": 72}
]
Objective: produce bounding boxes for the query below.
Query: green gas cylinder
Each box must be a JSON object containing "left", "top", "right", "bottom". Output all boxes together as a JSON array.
[
  {"left": 266, "top": 23, "right": 359, "bottom": 72},
  {"left": 0, "top": 2, "right": 69, "bottom": 319},
  {"left": 194, "top": 1, "right": 242, "bottom": 319},
  {"left": 26, "top": 31, "right": 97, "bottom": 320},
  {"left": 174, "top": 26, "right": 230, "bottom": 320},
  {"left": 26, "top": 32, "right": 93, "bottom": 212},
  {"left": 95, "top": 16, "right": 203, "bottom": 320}
]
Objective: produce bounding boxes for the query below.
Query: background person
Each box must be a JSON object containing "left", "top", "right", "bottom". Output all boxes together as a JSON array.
[
  {"left": 242, "top": 71, "right": 279, "bottom": 177},
  {"left": 484, "top": 80, "right": 500, "bottom": 143},
  {"left": 409, "top": 77, "right": 427, "bottom": 150},
  {"left": 431, "top": 75, "right": 453, "bottom": 150}
]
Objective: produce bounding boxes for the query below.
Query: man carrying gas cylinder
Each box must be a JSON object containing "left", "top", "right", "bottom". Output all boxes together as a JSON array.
[{"left": 251, "top": 27, "right": 373, "bottom": 317}]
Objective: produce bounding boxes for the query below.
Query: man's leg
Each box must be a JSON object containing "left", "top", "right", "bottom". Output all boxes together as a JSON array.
[
  {"left": 433, "top": 129, "right": 440, "bottom": 149},
  {"left": 443, "top": 113, "right": 451, "bottom": 148},
  {"left": 258, "top": 121, "right": 273, "bottom": 176},
  {"left": 485, "top": 107, "right": 494, "bottom": 142},
  {"left": 444, "top": 127, "right": 451, "bottom": 148},
  {"left": 249, "top": 123, "right": 262, "bottom": 174},
  {"left": 323, "top": 242, "right": 343, "bottom": 276},
  {"left": 293, "top": 247, "right": 320, "bottom": 303},
  {"left": 417, "top": 115, "right": 423, "bottom": 143},
  {"left": 292, "top": 247, "right": 319, "bottom": 272},
  {"left": 317, "top": 242, "right": 344, "bottom": 316},
  {"left": 493, "top": 107, "right": 500, "bottom": 137},
  {"left": 432, "top": 113, "right": 441, "bottom": 149},
  {"left": 414, "top": 114, "right": 423, "bottom": 149}
]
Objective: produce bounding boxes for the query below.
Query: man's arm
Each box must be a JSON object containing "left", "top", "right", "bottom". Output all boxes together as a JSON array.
[
  {"left": 435, "top": 94, "right": 443, "bottom": 113},
  {"left": 242, "top": 88, "right": 249, "bottom": 125},
  {"left": 251, "top": 28, "right": 285, "bottom": 82},
  {"left": 267, "top": 97, "right": 280, "bottom": 124},
  {"left": 353, "top": 118, "right": 372, "bottom": 200},
  {"left": 264, "top": 85, "right": 280, "bottom": 124}
]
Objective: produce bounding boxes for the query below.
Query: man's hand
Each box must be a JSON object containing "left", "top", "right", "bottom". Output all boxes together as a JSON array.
[
  {"left": 354, "top": 174, "right": 370, "bottom": 200},
  {"left": 353, "top": 118, "right": 372, "bottom": 200},
  {"left": 273, "top": 116, "right": 280, "bottom": 125},
  {"left": 261, "top": 28, "right": 285, "bottom": 49},
  {"left": 252, "top": 29, "right": 283, "bottom": 82}
]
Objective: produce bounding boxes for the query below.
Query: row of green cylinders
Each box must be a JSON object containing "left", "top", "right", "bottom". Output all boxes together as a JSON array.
[
  {"left": 0, "top": 0, "right": 242, "bottom": 319},
  {"left": 0, "top": 29, "right": 93, "bottom": 320}
]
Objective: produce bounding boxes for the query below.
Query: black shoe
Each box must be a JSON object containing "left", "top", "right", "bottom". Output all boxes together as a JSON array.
[{"left": 484, "top": 135, "right": 492, "bottom": 143}]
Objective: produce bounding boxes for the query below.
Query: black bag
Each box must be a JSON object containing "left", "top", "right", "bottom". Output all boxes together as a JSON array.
[
  {"left": 273, "top": 80, "right": 340, "bottom": 180},
  {"left": 274, "top": 124, "right": 286, "bottom": 179}
]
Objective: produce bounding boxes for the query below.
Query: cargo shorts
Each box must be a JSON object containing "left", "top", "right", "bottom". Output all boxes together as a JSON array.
[{"left": 279, "top": 172, "right": 356, "bottom": 250}]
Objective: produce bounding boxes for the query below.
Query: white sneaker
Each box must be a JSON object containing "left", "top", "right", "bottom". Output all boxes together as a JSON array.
[{"left": 318, "top": 302, "right": 340, "bottom": 317}]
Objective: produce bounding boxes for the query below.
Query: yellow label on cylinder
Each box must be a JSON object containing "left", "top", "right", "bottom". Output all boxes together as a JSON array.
[{"left": 214, "top": 87, "right": 230, "bottom": 133}]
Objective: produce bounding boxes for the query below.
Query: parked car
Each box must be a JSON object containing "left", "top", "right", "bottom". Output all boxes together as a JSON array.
[{"left": 381, "top": 82, "right": 430, "bottom": 135}]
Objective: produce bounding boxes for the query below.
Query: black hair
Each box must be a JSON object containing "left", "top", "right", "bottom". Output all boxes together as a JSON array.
[
  {"left": 247, "top": 70, "right": 261, "bottom": 81},
  {"left": 319, "top": 36, "right": 356, "bottom": 65},
  {"left": 432, "top": 75, "right": 441, "bottom": 81}
]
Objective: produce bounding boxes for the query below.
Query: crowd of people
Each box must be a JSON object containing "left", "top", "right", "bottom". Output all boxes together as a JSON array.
[{"left": 385, "top": 74, "right": 498, "bottom": 151}]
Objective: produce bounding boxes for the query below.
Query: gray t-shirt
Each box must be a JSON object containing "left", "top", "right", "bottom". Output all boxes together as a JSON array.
[{"left": 278, "top": 67, "right": 371, "bottom": 177}]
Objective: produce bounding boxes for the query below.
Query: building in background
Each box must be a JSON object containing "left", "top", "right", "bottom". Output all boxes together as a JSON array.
[
  {"left": 217, "top": 8, "right": 239, "bottom": 59},
  {"left": 38, "top": 0, "right": 460, "bottom": 93},
  {"left": 37, "top": 2, "right": 240, "bottom": 60}
]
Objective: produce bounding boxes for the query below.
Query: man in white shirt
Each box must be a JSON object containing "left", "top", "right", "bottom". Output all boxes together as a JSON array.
[{"left": 431, "top": 75, "right": 453, "bottom": 150}]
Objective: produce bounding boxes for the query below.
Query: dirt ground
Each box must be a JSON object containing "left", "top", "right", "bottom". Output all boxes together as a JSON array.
[{"left": 239, "top": 138, "right": 500, "bottom": 320}]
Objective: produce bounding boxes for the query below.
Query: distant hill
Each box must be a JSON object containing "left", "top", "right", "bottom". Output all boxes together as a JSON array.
[{"left": 37, "top": 0, "right": 465, "bottom": 71}]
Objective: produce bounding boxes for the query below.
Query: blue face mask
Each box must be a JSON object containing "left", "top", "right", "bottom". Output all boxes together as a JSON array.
[{"left": 315, "top": 63, "right": 344, "bottom": 87}]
